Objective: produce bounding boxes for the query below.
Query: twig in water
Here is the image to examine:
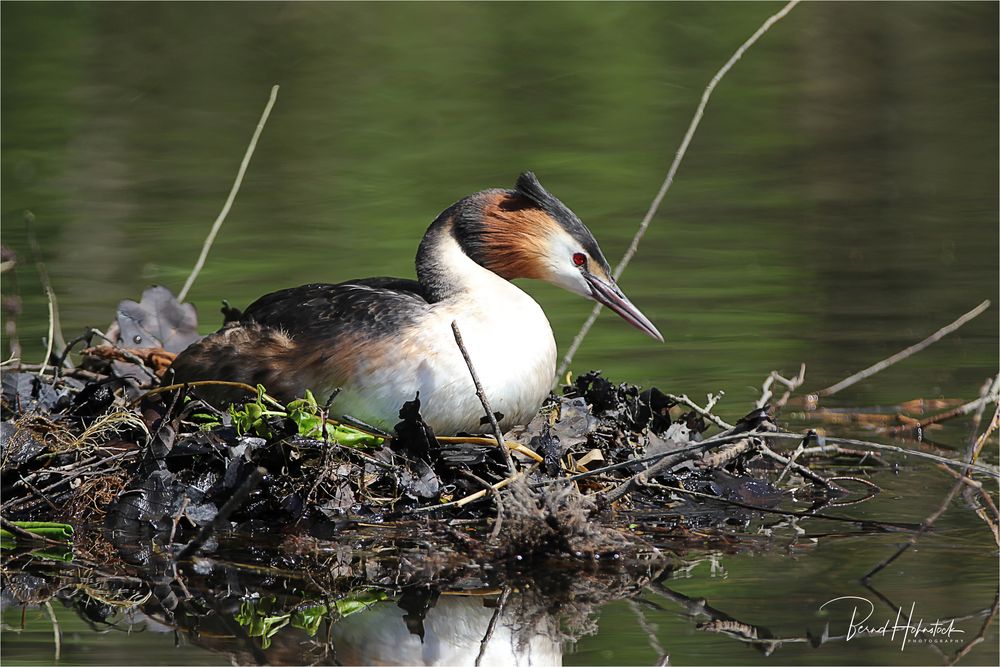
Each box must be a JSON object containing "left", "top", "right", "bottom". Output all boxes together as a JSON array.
[
  {"left": 763, "top": 432, "right": 999, "bottom": 479},
  {"left": 973, "top": 404, "right": 1000, "bottom": 464},
  {"left": 697, "top": 438, "right": 755, "bottom": 470},
  {"left": 451, "top": 321, "right": 516, "bottom": 475},
  {"left": 178, "top": 85, "right": 280, "bottom": 302},
  {"left": 947, "top": 589, "right": 999, "bottom": 666},
  {"left": 887, "top": 384, "right": 999, "bottom": 435},
  {"left": 757, "top": 363, "right": 806, "bottom": 411},
  {"left": 19, "top": 477, "right": 61, "bottom": 513},
  {"left": 475, "top": 588, "right": 510, "bottom": 667},
  {"left": 557, "top": 0, "right": 801, "bottom": 378},
  {"left": 24, "top": 211, "right": 70, "bottom": 374},
  {"left": 602, "top": 438, "right": 748, "bottom": 506},
  {"left": 758, "top": 443, "right": 845, "bottom": 492},
  {"left": 461, "top": 470, "right": 506, "bottom": 540},
  {"left": 863, "top": 377, "right": 997, "bottom": 582},
  {"left": 814, "top": 300, "right": 991, "bottom": 399},
  {"left": 643, "top": 482, "right": 919, "bottom": 531},
  {"left": 666, "top": 393, "right": 734, "bottom": 430},
  {"left": 772, "top": 437, "right": 805, "bottom": 486},
  {"left": 936, "top": 465, "right": 1000, "bottom": 545},
  {"left": 169, "top": 496, "right": 192, "bottom": 545},
  {"left": 627, "top": 598, "right": 669, "bottom": 666},
  {"left": 546, "top": 432, "right": 761, "bottom": 487},
  {"left": 969, "top": 375, "right": 1000, "bottom": 462},
  {"left": 174, "top": 466, "right": 265, "bottom": 561},
  {"left": 43, "top": 600, "right": 61, "bottom": 662}
]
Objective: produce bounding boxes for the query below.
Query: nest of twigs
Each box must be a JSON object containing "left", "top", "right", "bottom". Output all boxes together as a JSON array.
[{"left": 4, "top": 285, "right": 994, "bottom": 570}]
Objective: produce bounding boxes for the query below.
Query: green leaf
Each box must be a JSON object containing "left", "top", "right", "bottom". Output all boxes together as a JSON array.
[
  {"left": 332, "top": 589, "right": 388, "bottom": 617},
  {"left": 290, "top": 605, "right": 328, "bottom": 636},
  {"left": 0, "top": 521, "right": 74, "bottom": 544}
]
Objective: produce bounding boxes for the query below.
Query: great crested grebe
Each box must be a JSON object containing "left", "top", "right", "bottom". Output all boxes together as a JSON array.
[{"left": 170, "top": 173, "right": 662, "bottom": 434}]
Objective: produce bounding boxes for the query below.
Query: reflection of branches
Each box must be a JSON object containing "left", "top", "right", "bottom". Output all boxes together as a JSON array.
[
  {"left": 651, "top": 581, "right": 795, "bottom": 656},
  {"left": 949, "top": 588, "right": 999, "bottom": 666},
  {"left": 628, "top": 598, "right": 669, "bottom": 666},
  {"left": 652, "top": 578, "right": 998, "bottom": 660},
  {"left": 633, "top": 482, "right": 918, "bottom": 532},
  {"left": 864, "top": 378, "right": 999, "bottom": 582},
  {"left": 475, "top": 588, "right": 509, "bottom": 667}
]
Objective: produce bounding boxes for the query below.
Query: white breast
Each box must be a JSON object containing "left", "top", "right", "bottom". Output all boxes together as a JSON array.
[{"left": 323, "top": 235, "right": 557, "bottom": 435}]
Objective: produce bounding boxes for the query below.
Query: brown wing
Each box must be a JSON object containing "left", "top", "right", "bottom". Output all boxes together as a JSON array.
[{"left": 169, "top": 278, "right": 429, "bottom": 404}]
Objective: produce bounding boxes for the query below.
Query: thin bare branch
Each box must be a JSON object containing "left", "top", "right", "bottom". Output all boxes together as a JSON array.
[
  {"left": 557, "top": 0, "right": 801, "bottom": 378},
  {"left": 815, "top": 300, "right": 991, "bottom": 398},
  {"left": 178, "top": 85, "right": 280, "bottom": 302},
  {"left": 757, "top": 363, "right": 806, "bottom": 411},
  {"left": 452, "top": 321, "right": 517, "bottom": 475},
  {"left": 24, "top": 211, "right": 69, "bottom": 372},
  {"left": 666, "top": 393, "right": 734, "bottom": 430}
]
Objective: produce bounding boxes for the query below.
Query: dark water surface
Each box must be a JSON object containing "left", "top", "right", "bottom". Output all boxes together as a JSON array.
[{"left": 2, "top": 2, "right": 997, "bottom": 665}]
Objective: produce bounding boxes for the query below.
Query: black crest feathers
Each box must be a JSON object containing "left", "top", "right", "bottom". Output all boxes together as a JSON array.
[{"left": 515, "top": 171, "right": 558, "bottom": 209}]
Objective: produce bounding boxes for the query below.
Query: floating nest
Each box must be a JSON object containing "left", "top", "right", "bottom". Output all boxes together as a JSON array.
[
  {"left": 0, "top": 286, "right": 897, "bottom": 568},
  {"left": 2, "top": 287, "right": 996, "bottom": 664}
]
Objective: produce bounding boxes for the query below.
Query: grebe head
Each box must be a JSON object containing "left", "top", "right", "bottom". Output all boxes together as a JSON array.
[{"left": 447, "top": 172, "right": 663, "bottom": 342}]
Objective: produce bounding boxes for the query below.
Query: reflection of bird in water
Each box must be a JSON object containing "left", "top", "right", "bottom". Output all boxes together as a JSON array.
[
  {"left": 127, "top": 589, "right": 563, "bottom": 666},
  {"left": 331, "top": 594, "right": 562, "bottom": 666},
  {"left": 171, "top": 173, "right": 661, "bottom": 435}
]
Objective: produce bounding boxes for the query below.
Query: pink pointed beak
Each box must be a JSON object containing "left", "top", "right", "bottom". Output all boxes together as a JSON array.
[{"left": 584, "top": 272, "right": 663, "bottom": 342}]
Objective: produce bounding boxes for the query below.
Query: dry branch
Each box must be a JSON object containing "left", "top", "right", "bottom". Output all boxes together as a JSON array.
[
  {"left": 557, "top": 0, "right": 802, "bottom": 378},
  {"left": 178, "top": 85, "right": 280, "bottom": 302},
  {"left": 814, "top": 300, "right": 991, "bottom": 399},
  {"left": 451, "top": 321, "right": 516, "bottom": 476},
  {"left": 757, "top": 363, "right": 806, "bottom": 411}
]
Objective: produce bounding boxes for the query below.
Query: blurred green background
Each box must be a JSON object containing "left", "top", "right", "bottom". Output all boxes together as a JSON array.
[
  {"left": 2, "top": 2, "right": 997, "bottom": 415},
  {"left": 1, "top": 2, "right": 997, "bottom": 665}
]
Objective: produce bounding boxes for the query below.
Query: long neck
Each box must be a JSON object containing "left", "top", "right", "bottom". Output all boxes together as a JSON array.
[{"left": 416, "top": 214, "right": 510, "bottom": 303}]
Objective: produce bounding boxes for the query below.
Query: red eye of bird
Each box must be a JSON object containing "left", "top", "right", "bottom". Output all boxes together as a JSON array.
[{"left": 572, "top": 252, "right": 587, "bottom": 267}]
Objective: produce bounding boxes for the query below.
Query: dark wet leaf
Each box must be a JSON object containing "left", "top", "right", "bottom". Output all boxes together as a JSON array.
[
  {"left": 728, "top": 407, "right": 774, "bottom": 435},
  {"left": 392, "top": 394, "right": 437, "bottom": 461},
  {"left": 708, "top": 471, "right": 783, "bottom": 508},
  {"left": 530, "top": 427, "right": 563, "bottom": 477},
  {"left": 141, "top": 411, "right": 179, "bottom": 476},
  {"left": 478, "top": 410, "right": 504, "bottom": 427},
  {"left": 398, "top": 459, "right": 440, "bottom": 500},
  {"left": 438, "top": 443, "right": 491, "bottom": 466},
  {"left": 572, "top": 370, "right": 617, "bottom": 414},
  {"left": 116, "top": 285, "right": 200, "bottom": 353},
  {"left": 1, "top": 373, "right": 73, "bottom": 415},
  {"left": 644, "top": 431, "right": 681, "bottom": 460},
  {"left": 281, "top": 492, "right": 304, "bottom": 518},
  {"left": 220, "top": 299, "right": 243, "bottom": 324},
  {"left": 184, "top": 502, "right": 219, "bottom": 526},
  {"left": 106, "top": 469, "right": 178, "bottom": 532},
  {"left": 397, "top": 586, "right": 440, "bottom": 641},
  {"left": 70, "top": 378, "right": 124, "bottom": 418},
  {"left": 550, "top": 397, "right": 597, "bottom": 446},
  {"left": 171, "top": 430, "right": 229, "bottom": 461},
  {"left": 676, "top": 410, "right": 706, "bottom": 434},
  {"left": 639, "top": 387, "right": 675, "bottom": 434},
  {"left": 316, "top": 476, "right": 357, "bottom": 518},
  {"left": 0, "top": 420, "right": 45, "bottom": 468}
]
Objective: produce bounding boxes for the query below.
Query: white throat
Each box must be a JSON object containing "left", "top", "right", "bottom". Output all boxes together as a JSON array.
[{"left": 393, "top": 233, "right": 559, "bottom": 433}]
